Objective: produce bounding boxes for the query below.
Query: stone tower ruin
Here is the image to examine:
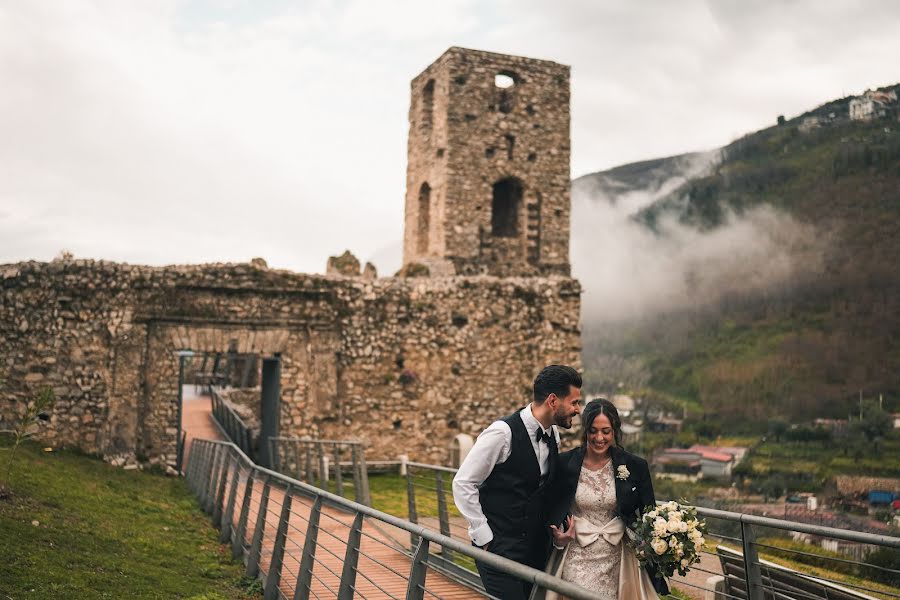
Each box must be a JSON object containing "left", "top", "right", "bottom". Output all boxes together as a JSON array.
[{"left": 402, "top": 47, "right": 572, "bottom": 277}]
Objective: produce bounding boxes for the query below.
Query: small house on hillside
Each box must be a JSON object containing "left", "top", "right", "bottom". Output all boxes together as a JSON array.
[
  {"left": 849, "top": 89, "right": 898, "bottom": 121},
  {"left": 654, "top": 444, "right": 748, "bottom": 479}
]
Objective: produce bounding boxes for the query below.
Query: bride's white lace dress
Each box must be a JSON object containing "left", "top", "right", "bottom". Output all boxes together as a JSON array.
[{"left": 560, "top": 460, "right": 620, "bottom": 598}]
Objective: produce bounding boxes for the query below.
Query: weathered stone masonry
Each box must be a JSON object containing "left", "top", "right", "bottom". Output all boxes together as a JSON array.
[
  {"left": 1, "top": 260, "right": 580, "bottom": 465},
  {"left": 1, "top": 47, "right": 583, "bottom": 467}
]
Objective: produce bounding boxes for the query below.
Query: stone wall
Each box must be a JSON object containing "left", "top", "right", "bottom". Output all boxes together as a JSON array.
[{"left": 1, "top": 259, "right": 580, "bottom": 466}]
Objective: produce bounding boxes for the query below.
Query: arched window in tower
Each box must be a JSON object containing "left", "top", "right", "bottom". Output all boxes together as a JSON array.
[
  {"left": 421, "top": 79, "right": 435, "bottom": 131},
  {"left": 417, "top": 182, "right": 431, "bottom": 254},
  {"left": 491, "top": 177, "right": 523, "bottom": 237}
]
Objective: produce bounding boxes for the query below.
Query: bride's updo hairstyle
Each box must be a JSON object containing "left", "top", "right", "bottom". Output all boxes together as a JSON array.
[{"left": 580, "top": 398, "right": 624, "bottom": 449}]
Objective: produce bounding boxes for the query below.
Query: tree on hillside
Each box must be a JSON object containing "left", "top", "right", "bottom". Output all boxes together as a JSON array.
[{"left": 851, "top": 399, "right": 892, "bottom": 450}]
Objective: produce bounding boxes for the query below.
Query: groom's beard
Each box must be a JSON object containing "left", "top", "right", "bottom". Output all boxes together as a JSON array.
[{"left": 553, "top": 406, "right": 576, "bottom": 429}]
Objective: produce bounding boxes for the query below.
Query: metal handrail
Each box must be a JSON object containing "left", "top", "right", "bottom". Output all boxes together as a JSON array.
[
  {"left": 209, "top": 388, "right": 255, "bottom": 459},
  {"left": 268, "top": 436, "right": 371, "bottom": 506},
  {"left": 402, "top": 460, "right": 900, "bottom": 600},
  {"left": 186, "top": 438, "right": 603, "bottom": 600}
]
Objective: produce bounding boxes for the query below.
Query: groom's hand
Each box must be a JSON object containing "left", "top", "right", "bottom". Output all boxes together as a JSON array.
[{"left": 549, "top": 515, "right": 576, "bottom": 548}]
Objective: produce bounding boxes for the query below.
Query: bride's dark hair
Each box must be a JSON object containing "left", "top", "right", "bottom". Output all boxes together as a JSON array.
[{"left": 580, "top": 398, "right": 623, "bottom": 449}]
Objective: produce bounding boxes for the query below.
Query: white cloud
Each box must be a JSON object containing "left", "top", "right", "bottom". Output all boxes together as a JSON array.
[{"left": 1, "top": 0, "right": 898, "bottom": 275}]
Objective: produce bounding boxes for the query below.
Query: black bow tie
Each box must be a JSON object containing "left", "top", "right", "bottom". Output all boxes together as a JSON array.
[{"left": 536, "top": 427, "right": 554, "bottom": 444}]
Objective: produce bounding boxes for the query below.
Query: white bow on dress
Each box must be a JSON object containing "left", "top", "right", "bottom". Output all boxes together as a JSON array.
[{"left": 572, "top": 514, "right": 625, "bottom": 547}]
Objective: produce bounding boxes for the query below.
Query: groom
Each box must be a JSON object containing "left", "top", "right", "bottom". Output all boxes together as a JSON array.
[{"left": 452, "top": 365, "right": 582, "bottom": 600}]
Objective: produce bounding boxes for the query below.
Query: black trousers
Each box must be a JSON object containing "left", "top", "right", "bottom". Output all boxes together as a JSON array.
[{"left": 475, "top": 535, "right": 548, "bottom": 600}]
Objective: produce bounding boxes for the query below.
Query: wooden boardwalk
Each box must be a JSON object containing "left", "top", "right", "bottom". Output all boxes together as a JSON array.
[
  {"left": 225, "top": 465, "right": 485, "bottom": 599},
  {"left": 187, "top": 390, "right": 483, "bottom": 599},
  {"left": 181, "top": 387, "right": 223, "bottom": 465}
]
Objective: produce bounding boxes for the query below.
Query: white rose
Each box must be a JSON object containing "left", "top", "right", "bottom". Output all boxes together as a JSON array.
[
  {"left": 679, "top": 521, "right": 689, "bottom": 533},
  {"left": 689, "top": 528, "right": 702, "bottom": 543},
  {"left": 687, "top": 520, "right": 697, "bottom": 531},
  {"left": 666, "top": 518, "right": 681, "bottom": 533},
  {"left": 651, "top": 538, "right": 668, "bottom": 555},
  {"left": 653, "top": 518, "right": 668, "bottom": 537}
]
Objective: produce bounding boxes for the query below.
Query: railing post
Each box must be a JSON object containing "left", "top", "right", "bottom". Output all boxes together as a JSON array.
[
  {"left": 357, "top": 444, "right": 371, "bottom": 507},
  {"left": 304, "top": 442, "right": 313, "bottom": 482},
  {"left": 316, "top": 443, "right": 326, "bottom": 489},
  {"left": 435, "top": 471, "right": 453, "bottom": 562},
  {"left": 406, "top": 467, "right": 419, "bottom": 549},
  {"left": 337, "top": 512, "right": 365, "bottom": 600},
  {"left": 185, "top": 441, "right": 198, "bottom": 491},
  {"left": 246, "top": 476, "right": 271, "bottom": 578},
  {"left": 233, "top": 468, "right": 256, "bottom": 558},
  {"left": 351, "top": 444, "right": 362, "bottom": 503},
  {"left": 293, "top": 441, "right": 302, "bottom": 480},
  {"left": 220, "top": 460, "right": 241, "bottom": 543},
  {"left": 200, "top": 444, "right": 216, "bottom": 510},
  {"left": 264, "top": 485, "right": 293, "bottom": 600},
  {"left": 205, "top": 445, "right": 223, "bottom": 514},
  {"left": 406, "top": 538, "right": 430, "bottom": 600},
  {"left": 293, "top": 495, "right": 322, "bottom": 600},
  {"left": 741, "top": 520, "right": 764, "bottom": 600},
  {"left": 269, "top": 437, "right": 280, "bottom": 473},
  {"left": 333, "top": 443, "right": 343, "bottom": 497},
  {"left": 213, "top": 452, "right": 231, "bottom": 526}
]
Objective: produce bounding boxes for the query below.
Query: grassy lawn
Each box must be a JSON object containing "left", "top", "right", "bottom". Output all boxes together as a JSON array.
[{"left": 0, "top": 439, "right": 262, "bottom": 600}]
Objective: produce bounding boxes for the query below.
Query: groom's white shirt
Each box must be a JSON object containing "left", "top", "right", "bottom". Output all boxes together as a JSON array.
[{"left": 451, "top": 403, "right": 560, "bottom": 547}]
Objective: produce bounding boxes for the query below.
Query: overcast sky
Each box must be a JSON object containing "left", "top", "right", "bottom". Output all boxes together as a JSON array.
[{"left": 2, "top": 1, "right": 899, "bottom": 275}]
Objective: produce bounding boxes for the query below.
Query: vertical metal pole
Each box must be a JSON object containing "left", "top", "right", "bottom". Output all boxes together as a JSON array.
[
  {"left": 206, "top": 445, "right": 223, "bottom": 514},
  {"left": 264, "top": 485, "right": 293, "bottom": 600},
  {"left": 201, "top": 444, "right": 216, "bottom": 510},
  {"left": 351, "top": 444, "right": 362, "bottom": 503},
  {"left": 197, "top": 442, "right": 212, "bottom": 500},
  {"left": 337, "top": 512, "right": 365, "bottom": 600},
  {"left": 293, "top": 496, "right": 322, "bottom": 600},
  {"left": 406, "top": 467, "right": 419, "bottom": 549},
  {"left": 304, "top": 443, "right": 313, "bottom": 482},
  {"left": 293, "top": 441, "right": 302, "bottom": 480},
  {"left": 406, "top": 538, "right": 430, "bottom": 600},
  {"left": 333, "top": 443, "right": 344, "bottom": 497},
  {"left": 358, "top": 444, "right": 371, "bottom": 507},
  {"left": 213, "top": 452, "right": 231, "bottom": 526},
  {"left": 233, "top": 469, "right": 256, "bottom": 558},
  {"left": 435, "top": 471, "right": 453, "bottom": 562},
  {"left": 741, "top": 520, "right": 764, "bottom": 600},
  {"left": 220, "top": 460, "right": 241, "bottom": 543},
  {"left": 185, "top": 441, "right": 198, "bottom": 492},
  {"left": 246, "top": 476, "right": 271, "bottom": 578},
  {"left": 316, "top": 443, "right": 326, "bottom": 489},
  {"left": 176, "top": 355, "right": 185, "bottom": 473}
]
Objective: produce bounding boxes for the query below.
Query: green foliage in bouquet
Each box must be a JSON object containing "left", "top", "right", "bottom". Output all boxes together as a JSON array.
[{"left": 631, "top": 500, "right": 707, "bottom": 578}]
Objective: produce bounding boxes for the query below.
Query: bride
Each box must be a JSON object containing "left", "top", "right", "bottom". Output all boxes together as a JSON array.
[{"left": 543, "top": 399, "right": 669, "bottom": 600}]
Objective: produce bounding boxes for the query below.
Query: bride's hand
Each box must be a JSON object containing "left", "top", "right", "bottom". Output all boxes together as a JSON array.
[{"left": 549, "top": 515, "right": 576, "bottom": 547}]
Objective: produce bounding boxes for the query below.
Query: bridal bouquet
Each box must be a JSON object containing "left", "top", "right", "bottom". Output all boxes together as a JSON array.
[{"left": 631, "top": 500, "right": 707, "bottom": 577}]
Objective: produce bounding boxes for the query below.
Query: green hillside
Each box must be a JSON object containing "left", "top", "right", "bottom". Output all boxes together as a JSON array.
[{"left": 582, "top": 86, "right": 900, "bottom": 428}]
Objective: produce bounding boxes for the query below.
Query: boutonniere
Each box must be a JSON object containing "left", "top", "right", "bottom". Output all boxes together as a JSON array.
[{"left": 616, "top": 465, "right": 630, "bottom": 480}]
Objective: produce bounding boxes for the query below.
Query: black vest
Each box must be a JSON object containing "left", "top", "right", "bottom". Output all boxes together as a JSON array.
[{"left": 478, "top": 411, "right": 551, "bottom": 564}]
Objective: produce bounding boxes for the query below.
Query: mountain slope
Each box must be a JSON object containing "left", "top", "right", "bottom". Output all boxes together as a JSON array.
[{"left": 575, "top": 85, "right": 900, "bottom": 427}]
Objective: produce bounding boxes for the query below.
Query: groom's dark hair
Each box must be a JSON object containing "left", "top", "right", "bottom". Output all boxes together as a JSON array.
[{"left": 533, "top": 365, "right": 582, "bottom": 404}]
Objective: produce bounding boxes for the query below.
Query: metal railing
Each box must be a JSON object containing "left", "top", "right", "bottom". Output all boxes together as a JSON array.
[
  {"left": 268, "top": 437, "right": 371, "bottom": 507},
  {"left": 210, "top": 388, "right": 255, "bottom": 459},
  {"left": 185, "top": 438, "right": 601, "bottom": 600},
  {"left": 401, "top": 461, "right": 900, "bottom": 600}
]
